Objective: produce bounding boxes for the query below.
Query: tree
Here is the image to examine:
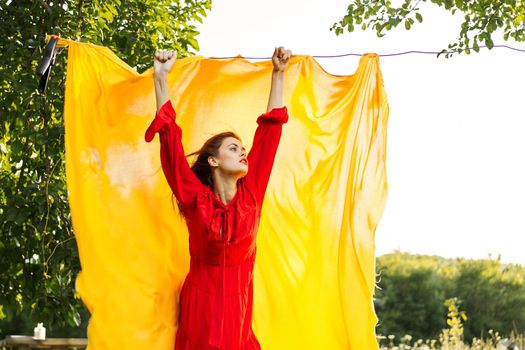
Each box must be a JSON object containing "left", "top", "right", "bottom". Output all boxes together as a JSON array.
[
  {"left": 375, "top": 254, "right": 449, "bottom": 341},
  {"left": 0, "top": 0, "right": 211, "bottom": 338},
  {"left": 330, "top": 0, "right": 525, "bottom": 57},
  {"left": 451, "top": 258, "right": 525, "bottom": 340}
]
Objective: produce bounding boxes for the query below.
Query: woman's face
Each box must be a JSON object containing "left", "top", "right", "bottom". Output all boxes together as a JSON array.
[{"left": 209, "top": 137, "right": 248, "bottom": 177}]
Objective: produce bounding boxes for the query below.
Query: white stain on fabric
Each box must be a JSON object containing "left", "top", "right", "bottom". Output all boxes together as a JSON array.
[
  {"left": 104, "top": 137, "right": 156, "bottom": 197},
  {"left": 80, "top": 147, "right": 102, "bottom": 173}
]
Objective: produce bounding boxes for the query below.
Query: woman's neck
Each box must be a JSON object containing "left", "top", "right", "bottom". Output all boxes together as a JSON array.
[{"left": 212, "top": 174, "right": 238, "bottom": 205}]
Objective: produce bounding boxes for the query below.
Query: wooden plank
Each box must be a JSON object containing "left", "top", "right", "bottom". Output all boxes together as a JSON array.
[{"left": 0, "top": 335, "right": 87, "bottom": 348}]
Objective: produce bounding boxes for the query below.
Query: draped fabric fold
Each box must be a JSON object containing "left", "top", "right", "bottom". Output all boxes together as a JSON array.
[{"left": 61, "top": 37, "right": 389, "bottom": 349}]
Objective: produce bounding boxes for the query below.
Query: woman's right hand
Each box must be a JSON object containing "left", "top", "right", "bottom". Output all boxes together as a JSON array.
[{"left": 154, "top": 49, "right": 177, "bottom": 77}]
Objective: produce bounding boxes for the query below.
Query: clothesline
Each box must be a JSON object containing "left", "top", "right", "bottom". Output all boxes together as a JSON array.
[
  {"left": 37, "top": 37, "right": 525, "bottom": 93},
  {"left": 207, "top": 44, "right": 525, "bottom": 59}
]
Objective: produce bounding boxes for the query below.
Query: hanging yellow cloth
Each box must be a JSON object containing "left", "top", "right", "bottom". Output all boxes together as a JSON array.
[{"left": 60, "top": 37, "right": 389, "bottom": 349}]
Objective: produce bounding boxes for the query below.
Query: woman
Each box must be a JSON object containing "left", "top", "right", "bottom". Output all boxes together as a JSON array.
[{"left": 144, "top": 46, "right": 292, "bottom": 349}]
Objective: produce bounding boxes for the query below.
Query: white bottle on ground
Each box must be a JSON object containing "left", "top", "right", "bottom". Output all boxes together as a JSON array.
[{"left": 33, "top": 323, "right": 46, "bottom": 340}]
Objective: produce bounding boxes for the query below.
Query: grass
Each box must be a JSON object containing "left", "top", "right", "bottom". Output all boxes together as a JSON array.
[{"left": 378, "top": 330, "right": 524, "bottom": 349}]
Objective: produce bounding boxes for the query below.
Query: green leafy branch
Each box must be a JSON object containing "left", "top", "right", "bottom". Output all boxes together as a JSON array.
[{"left": 331, "top": 0, "right": 525, "bottom": 57}]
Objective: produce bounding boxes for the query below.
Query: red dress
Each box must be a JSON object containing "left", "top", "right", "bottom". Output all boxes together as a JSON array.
[{"left": 145, "top": 100, "right": 288, "bottom": 349}]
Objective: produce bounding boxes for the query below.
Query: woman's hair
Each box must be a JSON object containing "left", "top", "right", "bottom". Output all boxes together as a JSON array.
[{"left": 172, "top": 131, "right": 242, "bottom": 217}]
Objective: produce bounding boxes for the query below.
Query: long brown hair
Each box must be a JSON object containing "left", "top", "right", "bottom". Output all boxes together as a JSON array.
[{"left": 172, "top": 131, "right": 242, "bottom": 216}]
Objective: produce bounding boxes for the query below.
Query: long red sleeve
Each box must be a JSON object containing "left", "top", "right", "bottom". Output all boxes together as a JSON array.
[
  {"left": 145, "top": 100, "right": 205, "bottom": 211},
  {"left": 245, "top": 106, "right": 289, "bottom": 205}
]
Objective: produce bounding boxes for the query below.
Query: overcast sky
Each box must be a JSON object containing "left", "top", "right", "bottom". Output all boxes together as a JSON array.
[{"left": 192, "top": 0, "right": 525, "bottom": 265}]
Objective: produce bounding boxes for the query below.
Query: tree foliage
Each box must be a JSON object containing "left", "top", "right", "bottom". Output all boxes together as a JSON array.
[
  {"left": 451, "top": 258, "right": 525, "bottom": 340},
  {"left": 375, "top": 259, "right": 448, "bottom": 340},
  {"left": 0, "top": 0, "right": 211, "bottom": 338},
  {"left": 375, "top": 252, "right": 525, "bottom": 343},
  {"left": 331, "top": 0, "right": 525, "bottom": 57}
]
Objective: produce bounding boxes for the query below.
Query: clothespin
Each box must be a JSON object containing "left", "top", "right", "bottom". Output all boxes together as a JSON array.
[{"left": 36, "top": 34, "right": 64, "bottom": 93}]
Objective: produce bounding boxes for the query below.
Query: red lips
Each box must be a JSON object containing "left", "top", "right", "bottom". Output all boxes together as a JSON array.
[{"left": 240, "top": 158, "right": 248, "bottom": 165}]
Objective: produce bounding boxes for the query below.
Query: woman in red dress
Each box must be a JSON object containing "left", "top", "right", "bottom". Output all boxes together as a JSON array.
[{"left": 145, "top": 46, "right": 292, "bottom": 349}]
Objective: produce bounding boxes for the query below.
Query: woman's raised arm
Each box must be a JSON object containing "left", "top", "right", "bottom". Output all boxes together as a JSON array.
[
  {"left": 153, "top": 50, "right": 175, "bottom": 112},
  {"left": 266, "top": 47, "right": 291, "bottom": 112},
  {"left": 145, "top": 50, "right": 205, "bottom": 212},
  {"left": 245, "top": 47, "right": 291, "bottom": 205}
]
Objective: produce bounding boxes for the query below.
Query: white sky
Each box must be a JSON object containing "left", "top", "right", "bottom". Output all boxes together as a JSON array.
[{"left": 192, "top": 0, "right": 525, "bottom": 265}]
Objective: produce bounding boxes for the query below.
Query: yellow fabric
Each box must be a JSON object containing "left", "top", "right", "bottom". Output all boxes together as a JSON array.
[{"left": 60, "top": 37, "right": 389, "bottom": 349}]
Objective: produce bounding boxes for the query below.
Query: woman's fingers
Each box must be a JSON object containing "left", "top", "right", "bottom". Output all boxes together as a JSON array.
[
  {"left": 274, "top": 47, "right": 291, "bottom": 60},
  {"left": 154, "top": 49, "right": 176, "bottom": 63},
  {"left": 155, "top": 50, "right": 164, "bottom": 62},
  {"left": 278, "top": 46, "right": 285, "bottom": 58}
]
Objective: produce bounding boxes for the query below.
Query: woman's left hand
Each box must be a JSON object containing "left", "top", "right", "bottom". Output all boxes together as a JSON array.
[{"left": 272, "top": 46, "right": 292, "bottom": 72}]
